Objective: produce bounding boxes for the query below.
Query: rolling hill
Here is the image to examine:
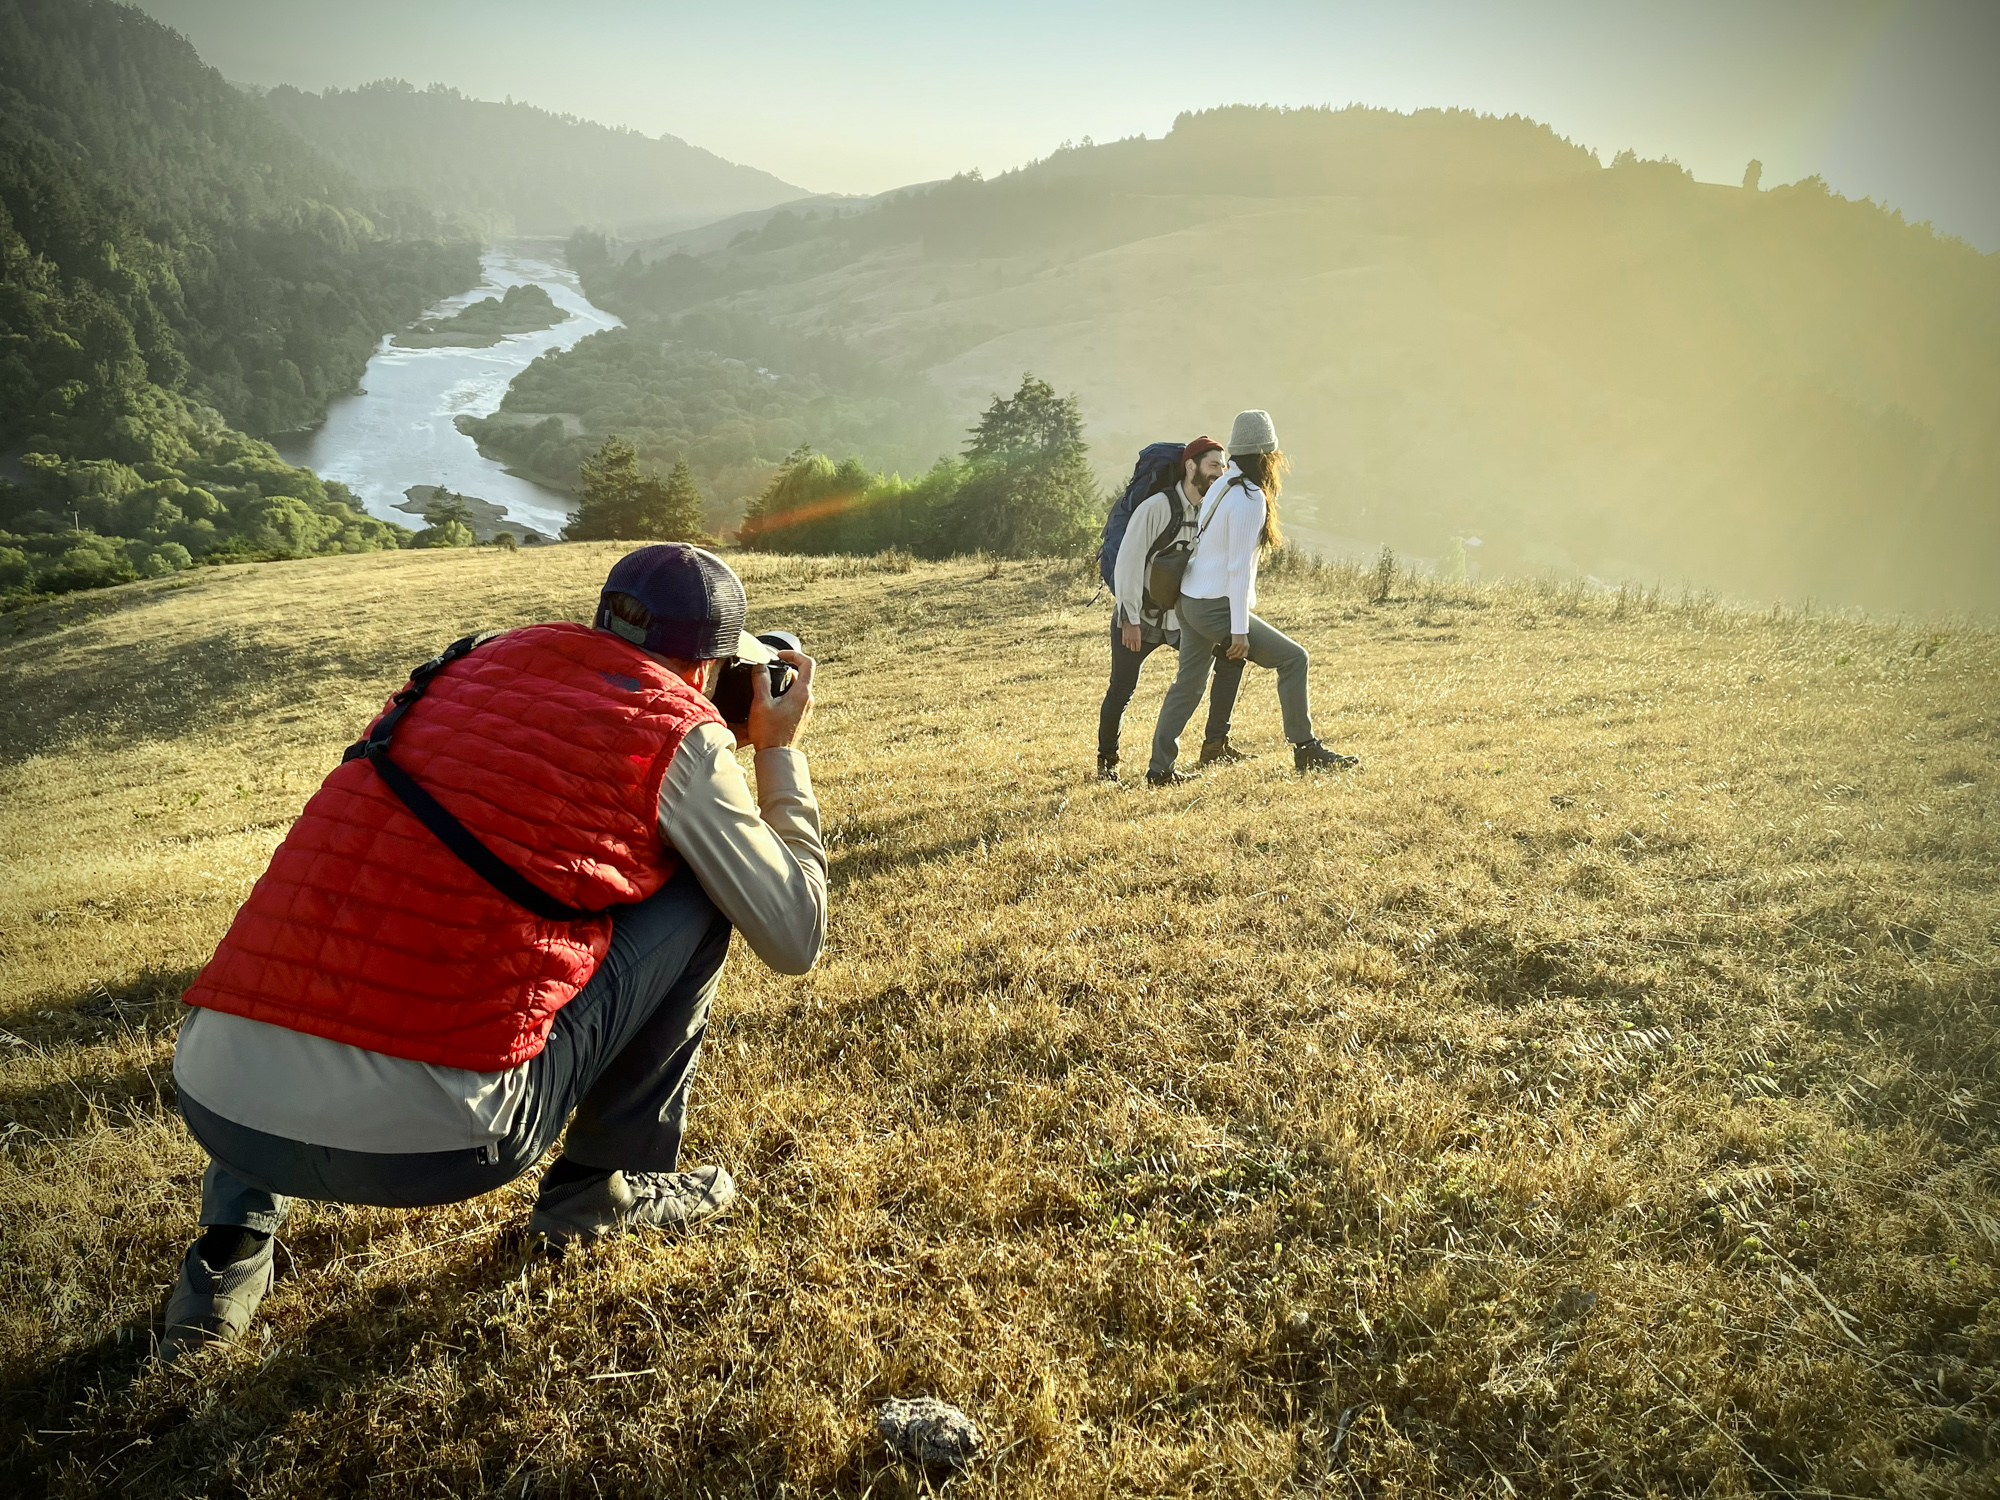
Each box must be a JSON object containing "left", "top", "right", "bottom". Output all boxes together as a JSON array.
[
  {"left": 259, "top": 80, "right": 808, "bottom": 240},
  {"left": 552, "top": 106, "right": 1999, "bottom": 616}
]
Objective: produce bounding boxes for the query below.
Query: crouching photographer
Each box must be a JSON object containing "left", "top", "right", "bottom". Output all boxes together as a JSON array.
[{"left": 159, "top": 545, "right": 824, "bottom": 1361}]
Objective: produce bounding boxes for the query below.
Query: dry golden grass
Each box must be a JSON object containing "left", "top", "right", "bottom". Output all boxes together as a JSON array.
[{"left": 1, "top": 544, "right": 1996, "bottom": 1498}]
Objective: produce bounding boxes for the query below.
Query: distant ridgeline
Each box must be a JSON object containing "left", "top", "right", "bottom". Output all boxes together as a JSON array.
[
  {"left": 0, "top": 0, "right": 480, "bottom": 600},
  {"left": 258, "top": 81, "right": 805, "bottom": 240},
  {"left": 394, "top": 284, "right": 569, "bottom": 348},
  {"left": 548, "top": 105, "right": 1998, "bottom": 616}
]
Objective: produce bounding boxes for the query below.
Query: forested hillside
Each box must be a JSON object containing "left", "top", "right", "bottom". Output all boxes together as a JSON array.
[
  {"left": 0, "top": 0, "right": 479, "bottom": 597},
  {"left": 260, "top": 81, "right": 806, "bottom": 240},
  {"left": 526, "top": 105, "right": 1998, "bottom": 615},
  {"left": 458, "top": 289, "right": 956, "bottom": 521}
]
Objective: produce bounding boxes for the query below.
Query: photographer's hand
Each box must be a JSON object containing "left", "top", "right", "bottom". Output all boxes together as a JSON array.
[
  {"left": 1120, "top": 622, "right": 1143, "bottom": 652},
  {"left": 1226, "top": 633, "right": 1249, "bottom": 660},
  {"left": 744, "top": 650, "right": 815, "bottom": 750}
]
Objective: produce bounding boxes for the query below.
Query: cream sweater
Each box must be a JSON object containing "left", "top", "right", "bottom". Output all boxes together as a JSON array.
[{"left": 1177, "top": 462, "right": 1265, "bottom": 634}]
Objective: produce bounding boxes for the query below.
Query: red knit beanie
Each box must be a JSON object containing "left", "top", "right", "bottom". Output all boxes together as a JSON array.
[{"left": 1182, "top": 435, "right": 1223, "bottom": 464}]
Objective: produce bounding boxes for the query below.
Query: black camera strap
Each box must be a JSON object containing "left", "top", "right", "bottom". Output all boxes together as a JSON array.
[{"left": 342, "top": 633, "right": 603, "bottom": 923}]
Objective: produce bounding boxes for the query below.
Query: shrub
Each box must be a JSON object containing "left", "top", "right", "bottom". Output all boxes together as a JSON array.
[
  {"left": 414, "top": 520, "right": 476, "bottom": 549},
  {"left": 0, "top": 546, "right": 31, "bottom": 595}
]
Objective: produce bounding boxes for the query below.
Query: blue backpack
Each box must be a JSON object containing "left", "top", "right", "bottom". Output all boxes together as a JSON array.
[{"left": 1098, "top": 441, "right": 1187, "bottom": 590}]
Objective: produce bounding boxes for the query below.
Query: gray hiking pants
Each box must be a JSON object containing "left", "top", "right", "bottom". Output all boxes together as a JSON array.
[
  {"left": 1148, "top": 595, "right": 1315, "bottom": 774},
  {"left": 185, "top": 868, "right": 730, "bottom": 1231}
]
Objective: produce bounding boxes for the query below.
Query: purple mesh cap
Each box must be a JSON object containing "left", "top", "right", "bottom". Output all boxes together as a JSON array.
[{"left": 594, "top": 544, "right": 777, "bottom": 663}]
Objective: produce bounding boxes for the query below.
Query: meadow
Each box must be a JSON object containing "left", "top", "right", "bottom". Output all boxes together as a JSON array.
[{"left": 0, "top": 543, "right": 1995, "bottom": 1497}]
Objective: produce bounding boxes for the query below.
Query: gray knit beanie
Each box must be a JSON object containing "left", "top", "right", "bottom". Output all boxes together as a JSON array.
[{"left": 1228, "top": 409, "right": 1278, "bottom": 456}]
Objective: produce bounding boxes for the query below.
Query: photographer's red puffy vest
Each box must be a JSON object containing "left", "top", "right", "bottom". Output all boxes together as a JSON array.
[{"left": 182, "top": 622, "right": 724, "bottom": 1070}]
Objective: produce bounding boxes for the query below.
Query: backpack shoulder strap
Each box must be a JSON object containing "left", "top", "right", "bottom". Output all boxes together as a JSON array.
[
  {"left": 343, "top": 631, "right": 602, "bottom": 923},
  {"left": 1142, "top": 486, "right": 1188, "bottom": 562},
  {"left": 343, "top": 632, "right": 495, "bottom": 763},
  {"left": 1186, "top": 472, "right": 1253, "bottom": 559}
]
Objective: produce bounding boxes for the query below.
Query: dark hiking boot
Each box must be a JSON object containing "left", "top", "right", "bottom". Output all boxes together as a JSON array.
[
  {"left": 529, "top": 1166, "right": 737, "bottom": 1249},
  {"left": 1198, "top": 738, "right": 1255, "bottom": 766},
  {"left": 1145, "top": 767, "right": 1200, "bottom": 788},
  {"left": 1095, "top": 755, "right": 1120, "bottom": 783},
  {"left": 1294, "top": 739, "right": 1360, "bottom": 774},
  {"left": 158, "top": 1233, "right": 275, "bottom": 1363}
]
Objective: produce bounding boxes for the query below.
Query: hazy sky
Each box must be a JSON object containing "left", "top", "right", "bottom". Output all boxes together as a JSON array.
[{"left": 138, "top": 0, "right": 2000, "bottom": 249}]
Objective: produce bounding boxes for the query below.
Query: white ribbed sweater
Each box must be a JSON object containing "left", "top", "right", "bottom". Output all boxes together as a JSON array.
[{"left": 1178, "top": 462, "right": 1265, "bottom": 634}]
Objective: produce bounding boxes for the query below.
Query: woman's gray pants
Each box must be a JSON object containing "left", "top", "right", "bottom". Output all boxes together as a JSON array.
[{"left": 1149, "top": 595, "right": 1314, "bottom": 775}]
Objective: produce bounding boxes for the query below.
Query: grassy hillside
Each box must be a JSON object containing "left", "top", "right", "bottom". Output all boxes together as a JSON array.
[
  {"left": 2, "top": 548, "right": 1996, "bottom": 1496},
  {"left": 527, "top": 105, "right": 2000, "bottom": 616},
  {"left": 259, "top": 80, "right": 807, "bottom": 240}
]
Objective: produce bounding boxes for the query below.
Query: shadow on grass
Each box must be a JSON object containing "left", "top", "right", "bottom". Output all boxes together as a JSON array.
[
  {"left": 0, "top": 592, "right": 436, "bottom": 767},
  {"left": 0, "top": 628, "right": 386, "bottom": 768},
  {"left": 0, "top": 1323, "right": 145, "bottom": 1487},
  {"left": 0, "top": 968, "right": 198, "bottom": 1141},
  {"left": 0, "top": 1220, "right": 931, "bottom": 1498},
  {"left": 828, "top": 828, "right": 996, "bottom": 891},
  {"left": 0, "top": 1054, "right": 180, "bottom": 1144},
  {"left": 0, "top": 1253, "right": 482, "bottom": 1497}
]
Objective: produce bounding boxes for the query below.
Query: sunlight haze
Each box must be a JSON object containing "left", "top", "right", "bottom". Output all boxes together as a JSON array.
[{"left": 135, "top": 0, "right": 2000, "bottom": 249}]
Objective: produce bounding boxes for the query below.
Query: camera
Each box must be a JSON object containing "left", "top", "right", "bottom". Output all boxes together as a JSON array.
[{"left": 710, "top": 630, "right": 801, "bottom": 726}]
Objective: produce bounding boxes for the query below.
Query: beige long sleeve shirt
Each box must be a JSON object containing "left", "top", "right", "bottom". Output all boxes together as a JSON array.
[
  {"left": 173, "top": 724, "right": 825, "bottom": 1153},
  {"left": 1112, "top": 489, "right": 1187, "bottom": 634}
]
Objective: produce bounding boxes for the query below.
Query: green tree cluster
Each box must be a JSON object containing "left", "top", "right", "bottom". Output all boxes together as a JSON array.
[
  {"left": 395, "top": 284, "right": 568, "bottom": 348},
  {"left": 0, "top": 0, "right": 475, "bottom": 601},
  {"left": 0, "top": 428, "right": 411, "bottom": 597},
  {"left": 738, "top": 375, "right": 1098, "bottom": 559},
  {"left": 461, "top": 321, "right": 952, "bottom": 531},
  {"left": 413, "top": 491, "right": 477, "bottom": 548},
  {"left": 563, "top": 437, "right": 710, "bottom": 543}
]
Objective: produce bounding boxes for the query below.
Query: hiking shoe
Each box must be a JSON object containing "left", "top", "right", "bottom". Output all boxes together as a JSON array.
[
  {"left": 1095, "top": 755, "right": 1120, "bottom": 783},
  {"left": 158, "top": 1234, "right": 275, "bottom": 1363},
  {"left": 1294, "top": 739, "right": 1360, "bottom": 774},
  {"left": 1198, "top": 738, "right": 1255, "bottom": 767},
  {"left": 528, "top": 1166, "right": 737, "bottom": 1248},
  {"left": 1145, "top": 767, "right": 1199, "bottom": 788}
]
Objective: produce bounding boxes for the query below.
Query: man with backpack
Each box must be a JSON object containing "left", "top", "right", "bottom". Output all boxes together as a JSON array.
[{"left": 1096, "top": 436, "right": 1247, "bottom": 783}]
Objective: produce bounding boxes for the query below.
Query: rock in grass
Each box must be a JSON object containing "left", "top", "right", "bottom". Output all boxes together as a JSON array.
[
  {"left": 878, "top": 1397, "right": 983, "bottom": 1468},
  {"left": 1555, "top": 1286, "right": 1599, "bottom": 1321}
]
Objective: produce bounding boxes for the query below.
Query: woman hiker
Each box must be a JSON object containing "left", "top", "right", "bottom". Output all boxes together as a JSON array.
[{"left": 1144, "top": 409, "right": 1358, "bottom": 785}]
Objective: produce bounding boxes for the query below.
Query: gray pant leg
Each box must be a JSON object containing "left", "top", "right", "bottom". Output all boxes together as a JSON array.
[
  {"left": 1243, "top": 611, "right": 1315, "bottom": 746},
  {"left": 1147, "top": 597, "right": 1228, "bottom": 775},
  {"left": 183, "top": 870, "right": 733, "bottom": 1214},
  {"left": 552, "top": 882, "right": 733, "bottom": 1175},
  {"left": 199, "top": 1159, "right": 291, "bottom": 1235}
]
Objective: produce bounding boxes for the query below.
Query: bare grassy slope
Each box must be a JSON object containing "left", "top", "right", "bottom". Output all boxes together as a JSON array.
[{"left": 1, "top": 546, "right": 1996, "bottom": 1497}]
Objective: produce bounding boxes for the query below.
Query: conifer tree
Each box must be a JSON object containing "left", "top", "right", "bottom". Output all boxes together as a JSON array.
[
  {"left": 564, "top": 436, "right": 643, "bottom": 540},
  {"left": 962, "top": 374, "right": 1082, "bottom": 462},
  {"left": 633, "top": 456, "right": 708, "bottom": 542},
  {"left": 423, "top": 490, "right": 476, "bottom": 531},
  {"left": 946, "top": 374, "right": 1098, "bottom": 556}
]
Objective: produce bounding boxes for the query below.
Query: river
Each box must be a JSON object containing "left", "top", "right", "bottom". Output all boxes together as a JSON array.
[{"left": 277, "top": 242, "right": 620, "bottom": 540}]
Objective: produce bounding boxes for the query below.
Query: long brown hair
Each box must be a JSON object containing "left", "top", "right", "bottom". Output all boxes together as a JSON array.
[{"left": 1233, "top": 450, "right": 1288, "bottom": 552}]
